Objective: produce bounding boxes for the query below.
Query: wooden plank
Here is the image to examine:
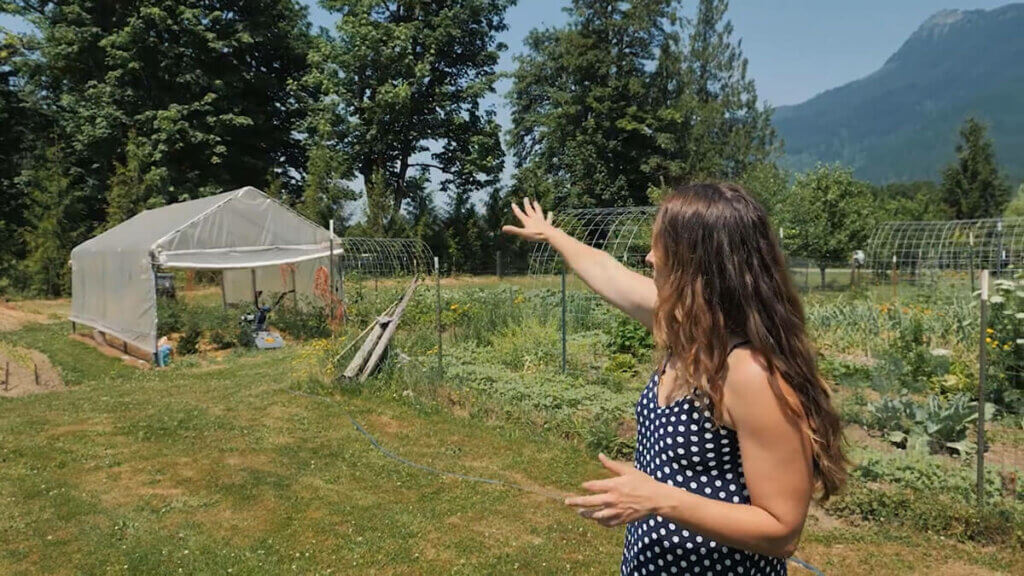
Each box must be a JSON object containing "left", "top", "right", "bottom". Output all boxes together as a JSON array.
[
  {"left": 360, "top": 278, "right": 419, "bottom": 382},
  {"left": 343, "top": 317, "right": 389, "bottom": 379}
]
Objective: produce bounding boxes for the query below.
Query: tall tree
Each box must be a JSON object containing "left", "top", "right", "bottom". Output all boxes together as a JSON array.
[
  {"left": 941, "top": 117, "right": 1011, "bottom": 219},
  {"left": 509, "top": 0, "right": 680, "bottom": 208},
  {"left": 780, "top": 164, "right": 875, "bottom": 288},
  {"left": 0, "top": 29, "right": 34, "bottom": 288},
  {"left": 311, "top": 0, "right": 510, "bottom": 235},
  {"left": 650, "top": 0, "right": 775, "bottom": 183},
  {"left": 509, "top": 0, "right": 775, "bottom": 209},
  {"left": 2, "top": 0, "right": 314, "bottom": 294}
]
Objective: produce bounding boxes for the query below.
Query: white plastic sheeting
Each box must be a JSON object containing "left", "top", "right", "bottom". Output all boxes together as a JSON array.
[{"left": 70, "top": 187, "right": 337, "bottom": 356}]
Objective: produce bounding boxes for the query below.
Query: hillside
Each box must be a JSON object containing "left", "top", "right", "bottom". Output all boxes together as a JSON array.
[{"left": 774, "top": 4, "right": 1024, "bottom": 184}]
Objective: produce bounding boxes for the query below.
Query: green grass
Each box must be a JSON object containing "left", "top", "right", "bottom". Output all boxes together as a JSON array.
[{"left": 0, "top": 316, "right": 1021, "bottom": 575}]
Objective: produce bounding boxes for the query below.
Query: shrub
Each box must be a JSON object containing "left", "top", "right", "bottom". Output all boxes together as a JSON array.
[
  {"left": 177, "top": 319, "right": 202, "bottom": 355},
  {"left": 607, "top": 312, "right": 654, "bottom": 357},
  {"left": 271, "top": 296, "right": 332, "bottom": 340}
]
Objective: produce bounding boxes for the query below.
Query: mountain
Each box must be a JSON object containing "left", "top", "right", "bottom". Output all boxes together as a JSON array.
[{"left": 773, "top": 4, "right": 1024, "bottom": 184}]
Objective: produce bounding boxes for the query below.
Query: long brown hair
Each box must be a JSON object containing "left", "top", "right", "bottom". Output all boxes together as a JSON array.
[{"left": 651, "top": 182, "right": 848, "bottom": 501}]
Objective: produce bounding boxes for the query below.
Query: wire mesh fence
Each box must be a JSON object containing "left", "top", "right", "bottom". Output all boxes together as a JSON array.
[{"left": 324, "top": 209, "right": 1021, "bottom": 521}]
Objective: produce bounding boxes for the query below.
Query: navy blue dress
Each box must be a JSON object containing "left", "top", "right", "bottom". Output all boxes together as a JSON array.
[{"left": 621, "top": 340, "right": 788, "bottom": 576}]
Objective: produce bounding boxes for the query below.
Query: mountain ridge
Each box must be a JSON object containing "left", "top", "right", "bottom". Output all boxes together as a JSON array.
[{"left": 774, "top": 3, "right": 1024, "bottom": 184}]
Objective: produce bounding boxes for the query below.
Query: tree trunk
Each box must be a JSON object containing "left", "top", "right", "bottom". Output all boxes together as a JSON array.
[{"left": 819, "top": 265, "right": 827, "bottom": 289}]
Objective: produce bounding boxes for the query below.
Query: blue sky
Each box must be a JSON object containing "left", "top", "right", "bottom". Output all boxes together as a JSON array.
[
  {"left": 1, "top": 1, "right": 1015, "bottom": 208},
  {"left": 303, "top": 0, "right": 1014, "bottom": 111}
]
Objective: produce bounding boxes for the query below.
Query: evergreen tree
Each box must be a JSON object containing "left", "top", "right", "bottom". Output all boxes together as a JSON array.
[
  {"left": 509, "top": 0, "right": 774, "bottom": 209},
  {"left": 657, "top": 0, "right": 775, "bottom": 181},
  {"left": 0, "top": 29, "right": 34, "bottom": 289},
  {"left": 941, "top": 117, "right": 1010, "bottom": 219}
]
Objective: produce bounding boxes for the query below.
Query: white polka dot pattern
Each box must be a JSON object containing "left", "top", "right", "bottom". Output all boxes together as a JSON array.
[{"left": 620, "top": 369, "right": 788, "bottom": 576}]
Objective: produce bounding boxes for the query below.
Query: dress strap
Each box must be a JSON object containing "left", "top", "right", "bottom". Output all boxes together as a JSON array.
[{"left": 659, "top": 337, "right": 749, "bottom": 376}]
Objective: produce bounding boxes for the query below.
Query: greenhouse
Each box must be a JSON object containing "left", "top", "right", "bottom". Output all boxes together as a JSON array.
[{"left": 70, "top": 186, "right": 339, "bottom": 359}]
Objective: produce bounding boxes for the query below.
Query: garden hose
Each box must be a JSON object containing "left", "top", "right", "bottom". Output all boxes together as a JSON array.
[{"left": 288, "top": 389, "right": 826, "bottom": 575}]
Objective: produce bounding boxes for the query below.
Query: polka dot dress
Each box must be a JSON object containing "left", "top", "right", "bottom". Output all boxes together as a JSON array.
[{"left": 621, "top": 340, "right": 787, "bottom": 576}]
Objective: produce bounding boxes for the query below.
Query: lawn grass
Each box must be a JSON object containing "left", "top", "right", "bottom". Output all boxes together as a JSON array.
[{"left": 0, "top": 321, "right": 1021, "bottom": 575}]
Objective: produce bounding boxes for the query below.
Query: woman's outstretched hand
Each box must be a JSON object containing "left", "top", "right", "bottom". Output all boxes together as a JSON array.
[
  {"left": 501, "top": 197, "right": 556, "bottom": 242},
  {"left": 564, "top": 454, "right": 665, "bottom": 528}
]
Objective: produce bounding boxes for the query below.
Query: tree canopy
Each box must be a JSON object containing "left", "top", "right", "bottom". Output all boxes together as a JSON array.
[{"left": 508, "top": 0, "right": 775, "bottom": 209}]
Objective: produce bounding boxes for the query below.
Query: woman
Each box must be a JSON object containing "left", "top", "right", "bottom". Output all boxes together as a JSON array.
[{"left": 502, "top": 183, "right": 847, "bottom": 575}]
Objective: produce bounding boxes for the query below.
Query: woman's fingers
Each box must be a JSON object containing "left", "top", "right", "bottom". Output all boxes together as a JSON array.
[
  {"left": 510, "top": 201, "right": 528, "bottom": 224},
  {"left": 522, "top": 196, "right": 535, "bottom": 218},
  {"left": 500, "top": 225, "right": 528, "bottom": 238},
  {"left": 564, "top": 493, "right": 611, "bottom": 507}
]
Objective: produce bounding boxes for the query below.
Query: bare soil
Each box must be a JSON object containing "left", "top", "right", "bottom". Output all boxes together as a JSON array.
[
  {"left": 0, "top": 344, "right": 64, "bottom": 397},
  {"left": 0, "top": 302, "right": 50, "bottom": 332}
]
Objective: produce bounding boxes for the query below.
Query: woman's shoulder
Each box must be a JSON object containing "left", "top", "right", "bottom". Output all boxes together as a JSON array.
[{"left": 720, "top": 346, "right": 803, "bottom": 430}]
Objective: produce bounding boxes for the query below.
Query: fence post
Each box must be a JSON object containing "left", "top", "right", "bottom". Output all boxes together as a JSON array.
[
  {"left": 561, "top": 264, "right": 567, "bottom": 374},
  {"left": 329, "top": 220, "right": 335, "bottom": 324},
  {"left": 977, "top": 270, "right": 989, "bottom": 511},
  {"left": 3, "top": 361, "right": 8, "bottom": 391},
  {"left": 435, "top": 256, "right": 442, "bottom": 378},
  {"left": 496, "top": 250, "right": 502, "bottom": 279},
  {"left": 969, "top": 232, "right": 975, "bottom": 293}
]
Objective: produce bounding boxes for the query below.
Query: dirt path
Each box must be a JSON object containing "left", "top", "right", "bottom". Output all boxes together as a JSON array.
[
  {"left": 0, "top": 303, "right": 51, "bottom": 332},
  {"left": 0, "top": 343, "right": 63, "bottom": 397}
]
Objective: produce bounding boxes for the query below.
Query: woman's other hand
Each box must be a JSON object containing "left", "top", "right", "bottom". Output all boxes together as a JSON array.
[
  {"left": 564, "top": 454, "right": 666, "bottom": 528},
  {"left": 501, "top": 197, "right": 556, "bottom": 242}
]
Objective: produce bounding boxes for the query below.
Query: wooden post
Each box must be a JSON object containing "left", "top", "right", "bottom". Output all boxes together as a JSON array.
[
  {"left": 344, "top": 317, "right": 388, "bottom": 379},
  {"left": 291, "top": 267, "right": 298, "bottom": 308},
  {"left": 496, "top": 250, "right": 502, "bottom": 279},
  {"left": 360, "top": 278, "right": 419, "bottom": 382},
  {"left": 251, "top": 269, "right": 258, "bottom": 307},
  {"left": 3, "top": 361, "right": 9, "bottom": 391},
  {"left": 34, "top": 361, "right": 39, "bottom": 386},
  {"left": 220, "top": 271, "right": 228, "bottom": 309},
  {"left": 978, "top": 270, "right": 989, "bottom": 511}
]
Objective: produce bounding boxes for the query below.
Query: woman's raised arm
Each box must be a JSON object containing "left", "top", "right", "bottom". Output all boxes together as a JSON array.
[{"left": 501, "top": 198, "right": 657, "bottom": 330}]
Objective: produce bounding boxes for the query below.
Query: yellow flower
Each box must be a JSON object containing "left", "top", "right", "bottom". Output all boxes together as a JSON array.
[
  {"left": 985, "top": 337, "right": 992, "bottom": 343},
  {"left": 986, "top": 328, "right": 994, "bottom": 334},
  {"left": 1003, "top": 344, "right": 1011, "bottom": 350},
  {"left": 450, "top": 303, "right": 458, "bottom": 310}
]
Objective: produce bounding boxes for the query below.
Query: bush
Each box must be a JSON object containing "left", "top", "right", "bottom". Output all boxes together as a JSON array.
[
  {"left": 263, "top": 295, "right": 331, "bottom": 341},
  {"left": 177, "top": 319, "right": 202, "bottom": 355},
  {"left": 607, "top": 312, "right": 654, "bottom": 357}
]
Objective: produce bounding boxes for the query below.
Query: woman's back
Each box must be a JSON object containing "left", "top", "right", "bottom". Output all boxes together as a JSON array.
[{"left": 623, "top": 339, "right": 788, "bottom": 575}]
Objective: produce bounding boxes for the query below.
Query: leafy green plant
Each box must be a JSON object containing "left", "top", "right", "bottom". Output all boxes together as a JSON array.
[
  {"left": 177, "top": 319, "right": 201, "bottom": 355},
  {"left": 271, "top": 296, "right": 332, "bottom": 341},
  {"left": 607, "top": 312, "right": 653, "bottom": 357}
]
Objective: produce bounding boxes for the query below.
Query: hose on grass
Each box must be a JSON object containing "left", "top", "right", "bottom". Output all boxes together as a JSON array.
[{"left": 288, "top": 389, "right": 826, "bottom": 575}]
